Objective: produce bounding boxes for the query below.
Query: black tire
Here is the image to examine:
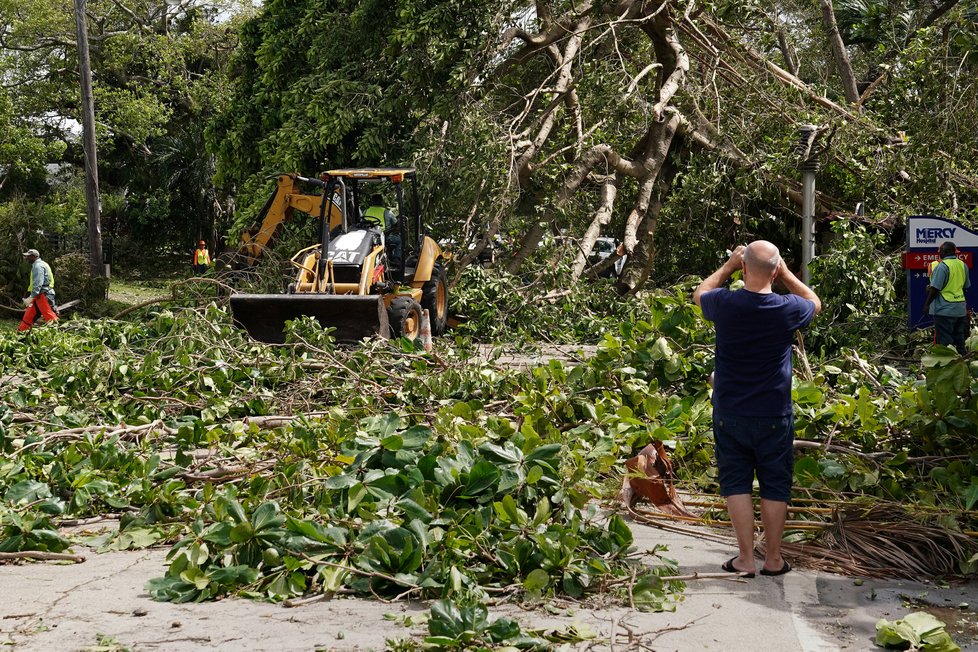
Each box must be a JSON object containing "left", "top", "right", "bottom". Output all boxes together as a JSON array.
[
  {"left": 421, "top": 263, "right": 449, "bottom": 336},
  {"left": 388, "top": 296, "right": 423, "bottom": 341}
]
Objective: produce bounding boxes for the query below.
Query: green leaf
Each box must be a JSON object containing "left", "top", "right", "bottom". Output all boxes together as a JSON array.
[
  {"left": 230, "top": 522, "right": 254, "bottom": 543},
  {"left": 632, "top": 574, "right": 675, "bottom": 612},
  {"left": 964, "top": 484, "right": 978, "bottom": 511},
  {"left": 323, "top": 474, "right": 358, "bottom": 490},
  {"left": 478, "top": 442, "right": 521, "bottom": 465},
  {"left": 523, "top": 568, "right": 550, "bottom": 594},
  {"left": 819, "top": 459, "right": 847, "bottom": 480},
  {"left": 926, "top": 358, "right": 970, "bottom": 396},
  {"left": 462, "top": 460, "right": 499, "bottom": 498},
  {"left": 251, "top": 502, "right": 284, "bottom": 531},
  {"left": 4, "top": 480, "right": 52, "bottom": 505},
  {"left": 525, "top": 443, "right": 562, "bottom": 463},
  {"left": 201, "top": 523, "right": 233, "bottom": 547},
  {"left": 429, "top": 599, "right": 465, "bottom": 638}
]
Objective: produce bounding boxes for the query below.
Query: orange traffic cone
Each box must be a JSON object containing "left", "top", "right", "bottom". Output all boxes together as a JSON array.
[{"left": 420, "top": 309, "right": 433, "bottom": 352}]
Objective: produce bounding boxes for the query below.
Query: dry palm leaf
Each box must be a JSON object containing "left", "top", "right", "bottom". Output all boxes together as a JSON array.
[
  {"left": 767, "top": 504, "right": 977, "bottom": 579},
  {"left": 629, "top": 495, "right": 978, "bottom": 579}
]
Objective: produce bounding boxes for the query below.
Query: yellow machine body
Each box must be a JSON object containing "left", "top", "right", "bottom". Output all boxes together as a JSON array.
[{"left": 230, "top": 169, "right": 445, "bottom": 343}]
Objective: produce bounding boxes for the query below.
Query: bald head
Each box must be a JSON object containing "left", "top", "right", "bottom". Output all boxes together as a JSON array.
[{"left": 744, "top": 240, "right": 780, "bottom": 276}]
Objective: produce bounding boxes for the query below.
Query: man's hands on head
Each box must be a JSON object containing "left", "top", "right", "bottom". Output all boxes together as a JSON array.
[
  {"left": 774, "top": 256, "right": 788, "bottom": 280},
  {"left": 726, "top": 245, "right": 746, "bottom": 270},
  {"left": 694, "top": 245, "right": 746, "bottom": 307}
]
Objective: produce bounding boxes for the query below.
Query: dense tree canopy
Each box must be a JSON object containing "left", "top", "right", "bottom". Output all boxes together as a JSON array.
[
  {"left": 210, "top": 0, "right": 978, "bottom": 294},
  {"left": 1, "top": 0, "right": 977, "bottom": 300},
  {"left": 0, "top": 0, "right": 247, "bottom": 286}
]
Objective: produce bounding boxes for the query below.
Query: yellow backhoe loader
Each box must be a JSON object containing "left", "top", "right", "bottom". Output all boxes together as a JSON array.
[{"left": 229, "top": 169, "right": 448, "bottom": 343}]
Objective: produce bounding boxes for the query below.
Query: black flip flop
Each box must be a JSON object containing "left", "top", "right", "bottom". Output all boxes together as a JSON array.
[
  {"left": 760, "top": 560, "right": 791, "bottom": 576},
  {"left": 721, "top": 557, "right": 755, "bottom": 578}
]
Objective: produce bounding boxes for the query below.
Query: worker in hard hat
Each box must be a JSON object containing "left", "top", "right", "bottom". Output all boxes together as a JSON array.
[
  {"left": 193, "top": 240, "right": 211, "bottom": 275},
  {"left": 19, "top": 248, "right": 58, "bottom": 331}
]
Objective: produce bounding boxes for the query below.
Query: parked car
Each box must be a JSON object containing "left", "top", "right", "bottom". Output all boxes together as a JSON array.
[
  {"left": 438, "top": 235, "right": 506, "bottom": 266},
  {"left": 588, "top": 237, "right": 626, "bottom": 278}
]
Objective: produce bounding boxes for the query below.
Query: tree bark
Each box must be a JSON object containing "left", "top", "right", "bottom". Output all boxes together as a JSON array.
[
  {"left": 507, "top": 144, "right": 636, "bottom": 274},
  {"left": 775, "top": 27, "right": 798, "bottom": 77},
  {"left": 617, "top": 140, "right": 680, "bottom": 295},
  {"left": 570, "top": 174, "right": 619, "bottom": 279},
  {"left": 818, "top": 0, "right": 859, "bottom": 104},
  {"left": 514, "top": 18, "right": 590, "bottom": 187},
  {"left": 74, "top": 0, "right": 106, "bottom": 279}
]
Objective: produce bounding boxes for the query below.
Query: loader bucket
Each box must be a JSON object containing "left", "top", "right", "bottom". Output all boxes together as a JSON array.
[{"left": 230, "top": 294, "right": 390, "bottom": 344}]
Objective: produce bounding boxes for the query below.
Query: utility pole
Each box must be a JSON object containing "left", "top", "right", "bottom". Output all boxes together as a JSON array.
[
  {"left": 796, "top": 125, "right": 821, "bottom": 284},
  {"left": 73, "top": 0, "right": 106, "bottom": 278}
]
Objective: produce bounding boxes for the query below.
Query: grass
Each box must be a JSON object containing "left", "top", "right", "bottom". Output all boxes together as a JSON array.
[{"left": 106, "top": 279, "right": 170, "bottom": 305}]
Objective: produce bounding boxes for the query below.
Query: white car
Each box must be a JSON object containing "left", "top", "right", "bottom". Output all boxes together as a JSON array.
[{"left": 589, "top": 237, "right": 626, "bottom": 278}]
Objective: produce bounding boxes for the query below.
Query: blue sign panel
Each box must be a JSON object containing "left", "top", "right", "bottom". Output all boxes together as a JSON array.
[{"left": 904, "top": 216, "right": 978, "bottom": 330}]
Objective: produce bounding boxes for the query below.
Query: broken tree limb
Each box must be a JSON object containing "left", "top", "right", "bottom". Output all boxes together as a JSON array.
[
  {"left": 113, "top": 277, "right": 236, "bottom": 320},
  {"left": 514, "top": 17, "right": 591, "bottom": 188},
  {"left": 622, "top": 113, "right": 680, "bottom": 254},
  {"left": 507, "top": 143, "right": 640, "bottom": 274},
  {"left": 571, "top": 174, "right": 620, "bottom": 280},
  {"left": 695, "top": 14, "right": 862, "bottom": 123},
  {"left": 643, "top": 8, "right": 689, "bottom": 120},
  {"left": 15, "top": 420, "right": 177, "bottom": 453},
  {"left": 0, "top": 551, "right": 86, "bottom": 563},
  {"left": 819, "top": 0, "right": 859, "bottom": 104},
  {"left": 493, "top": 1, "right": 595, "bottom": 77}
]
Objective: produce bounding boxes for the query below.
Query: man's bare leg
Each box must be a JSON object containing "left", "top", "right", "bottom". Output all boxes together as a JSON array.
[
  {"left": 725, "top": 493, "right": 756, "bottom": 573},
  {"left": 760, "top": 498, "right": 787, "bottom": 572}
]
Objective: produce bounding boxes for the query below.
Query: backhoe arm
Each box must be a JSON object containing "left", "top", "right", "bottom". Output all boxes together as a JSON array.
[{"left": 238, "top": 173, "right": 344, "bottom": 266}]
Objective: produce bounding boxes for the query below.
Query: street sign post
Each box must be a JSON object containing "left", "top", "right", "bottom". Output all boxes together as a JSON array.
[{"left": 903, "top": 216, "right": 978, "bottom": 330}]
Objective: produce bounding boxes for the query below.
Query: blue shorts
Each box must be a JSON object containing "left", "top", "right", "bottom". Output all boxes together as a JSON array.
[{"left": 713, "top": 412, "right": 794, "bottom": 502}]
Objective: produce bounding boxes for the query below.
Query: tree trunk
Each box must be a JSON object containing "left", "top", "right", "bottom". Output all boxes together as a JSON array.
[
  {"left": 819, "top": 0, "right": 860, "bottom": 104},
  {"left": 73, "top": 0, "right": 106, "bottom": 279}
]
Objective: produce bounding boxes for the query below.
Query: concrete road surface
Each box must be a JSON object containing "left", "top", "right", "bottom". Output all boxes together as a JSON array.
[{"left": 2, "top": 517, "right": 977, "bottom": 651}]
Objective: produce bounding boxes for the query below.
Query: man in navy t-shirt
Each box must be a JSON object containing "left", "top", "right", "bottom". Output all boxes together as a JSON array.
[{"left": 693, "top": 240, "right": 821, "bottom": 577}]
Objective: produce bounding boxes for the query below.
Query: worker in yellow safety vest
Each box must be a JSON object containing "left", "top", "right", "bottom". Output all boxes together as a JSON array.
[
  {"left": 923, "top": 241, "right": 971, "bottom": 352},
  {"left": 363, "top": 194, "right": 401, "bottom": 266},
  {"left": 19, "top": 248, "right": 58, "bottom": 331},
  {"left": 363, "top": 194, "right": 395, "bottom": 230},
  {"left": 193, "top": 240, "right": 211, "bottom": 275}
]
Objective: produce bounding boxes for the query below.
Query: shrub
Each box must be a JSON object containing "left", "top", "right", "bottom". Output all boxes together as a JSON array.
[{"left": 51, "top": 253, "right": 108, "bottom": 307}]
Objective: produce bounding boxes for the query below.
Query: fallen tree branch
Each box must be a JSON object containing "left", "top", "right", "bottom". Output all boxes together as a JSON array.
[
  {"left": 113, "top": 277, "right": 236, "bottom": 320},
  {"left": 15, "top": 420, "right": 177, "bottom": 453},
  {"left": 659, "top": 571, "right": 750, "bottom": 581},
  {"left": 0, "top": 551, "right": 86, "bottom": 563}
]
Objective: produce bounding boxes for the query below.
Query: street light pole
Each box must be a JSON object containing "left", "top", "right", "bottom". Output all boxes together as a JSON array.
[{"left": 797, "top": 125, "right": 820, "bottom": 284}]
